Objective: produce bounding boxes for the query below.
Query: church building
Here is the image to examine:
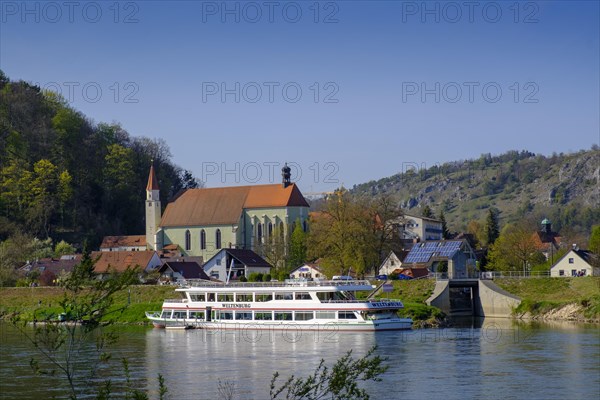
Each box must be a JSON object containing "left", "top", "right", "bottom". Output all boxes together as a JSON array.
[{"left": 145, "top": 164, "right": 310, "bottom": 261}]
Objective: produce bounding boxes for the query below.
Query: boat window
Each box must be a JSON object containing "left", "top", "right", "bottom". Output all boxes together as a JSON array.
[
  {"left": 207, "top": 293, "right": 215, "bottom": 302},
  {"left": 294, "top": 311, "right": 314, "bottom": 321},
  {"left": 236, "top": 293, "right": 253, "bottom": 302},
  {"left": 295, "top": 292, "right": 311, "bottom": 300},
  {"left": 190, "top": 311, "right": 205, "bottom": 319},
  {"left": 190, "top": 294, "right": 205, "bottom": 302},
  {"left": 275, "top": 292, "right": 293, "bottom": 300},
  {"left": 235, "top": 312, "right": 253, "bottom": 320},
  {"left": 315, "top": 311, "right": 336, "bottom": 319},
  {"left": 338, "top": 311, "right": 357, "bottom": 319},
  {"left": 316, "top": 292, "right": 335, "bottom": 301},
  {"left": 217, "top": 294, "right": 234, "bottom": 302},
  {"left": 256, "top": 293, "right": 273, "bottom": 302},
  {"left": 255, "top": 312, "right": 273, "bottom": 320},
  {"left": 218, "top": 311, "right": 233, "bottom": 320},
  {"left": 274, "top": 312, "right": 293, "bottom": 321},
  {"left": 160, "top": 310, "right": 172, "bottom": 319},
  {"left": 173, "top": 311, "right": 187, "bottom": 319}
]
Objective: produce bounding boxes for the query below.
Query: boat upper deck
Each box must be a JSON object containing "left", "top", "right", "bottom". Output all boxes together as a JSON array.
[{"left": 177, "top": 279, "right": 373, "bottom": 291}]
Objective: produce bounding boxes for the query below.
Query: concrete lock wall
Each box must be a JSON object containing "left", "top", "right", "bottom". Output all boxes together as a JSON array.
[
  {"left": 426, "top": 281, "right": 451, "bottom": 314},
  {"left": 476, "top": 280, "right": 521, "bottom": 318}
]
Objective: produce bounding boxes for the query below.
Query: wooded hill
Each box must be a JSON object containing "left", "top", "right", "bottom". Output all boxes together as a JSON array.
[
  {"left": 351, "top": 148, "right": 599, "bottom": 239},
  {"left": 0, "top": 71, "right": 200, "bottom": 247}
]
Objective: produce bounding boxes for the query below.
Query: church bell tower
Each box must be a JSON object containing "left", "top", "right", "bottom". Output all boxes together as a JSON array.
[{"left": 146, "top": 163, "right": 162, "bottom": 250}]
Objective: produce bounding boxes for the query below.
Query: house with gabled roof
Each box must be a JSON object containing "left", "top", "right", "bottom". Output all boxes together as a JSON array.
[
  {"left": 91, "top": 251, "right": 161, "bottom": 275},
  {"left": 202, "top": 249, "right": 273, "bottom": 282},
  {"left": 290, "top": 261, "right": 325, "bottom": 280},
  {"left": 377, "top": 250, "right": 408, "bottom": 276},
  {"left": 550, "top": 246, "right": 599, "bottom": 277},
  {"left": 145, "top": 163, "right": 310, "bottom": 261},
  {"left": 402, "top": 239, "right": 476, "bottom": 279},
  {"left": 158, "top": 261, "right": 211, "bottom": 284}
]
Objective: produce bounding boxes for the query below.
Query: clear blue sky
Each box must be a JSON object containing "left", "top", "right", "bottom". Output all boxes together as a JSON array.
[{"left": 1, "top": 1, "right": 599, "bottom": 192}]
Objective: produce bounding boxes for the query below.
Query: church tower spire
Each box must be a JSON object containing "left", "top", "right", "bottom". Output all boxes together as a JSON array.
[{"left": 146, "top": 162, "right": 162, "bottom": 250}]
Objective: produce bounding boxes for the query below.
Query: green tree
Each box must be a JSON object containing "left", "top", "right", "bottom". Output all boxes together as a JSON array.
[
  {"left": 421, "top": 205, "right": 433, "bottom": 218},
  {"left": 307, "top": 189, "right": 378, "bottom": 278},
  {"left": 439, "top": 210, "right": 450, "bottom": 239},
  {"left": 289, "top": 218, "right": 307, "bottom": 269},
  {"left": 485, "top": 208, "right": 500, "bottom": 246},
  {"left": 270, "top": 346, "right": 388, "bottom": 400},
  {"left": 487, "top": 223, "right": 541, "bottom": 273},
  {"left": 54, "top": 240, "right": 76, "bottom": 257}
]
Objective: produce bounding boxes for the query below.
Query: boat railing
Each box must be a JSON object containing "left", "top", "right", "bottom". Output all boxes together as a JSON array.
[
  {"left": 181, "top": 279, "right": 373, "bottom": 288},
  {"left": 164, "top": 298, "right": 187, "bottom": 303},
  {"left": 323, "top": 299, "right": 404, "bottom": 305}
]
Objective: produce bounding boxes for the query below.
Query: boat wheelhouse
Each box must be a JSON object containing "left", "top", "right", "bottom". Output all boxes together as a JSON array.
[{"left": 146, "top": 279, "right": 412, "bottom": 331}]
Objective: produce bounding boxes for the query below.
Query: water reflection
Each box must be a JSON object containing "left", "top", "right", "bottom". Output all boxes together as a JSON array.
[{"left": 1, "top": 321, "right": 598, "bottom": 399}]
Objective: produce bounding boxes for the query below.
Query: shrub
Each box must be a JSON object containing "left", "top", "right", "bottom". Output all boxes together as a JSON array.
[
  {"left": 263, "top": 274, "right": 272, "bottom": 282},
  {"left": 247, "top": 272, "right": 263, "bottom": 282}
]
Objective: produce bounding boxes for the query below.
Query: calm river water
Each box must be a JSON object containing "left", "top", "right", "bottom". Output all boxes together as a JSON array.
[{"left": 0, "top": 318, "right": 598, "bottom": 399}]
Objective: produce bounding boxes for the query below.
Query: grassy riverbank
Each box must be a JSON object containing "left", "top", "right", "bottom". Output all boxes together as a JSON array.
[
  {"left": 0, "top": 285, "right": 176, "bottom": 324},
  {"left": 495, "top": 277, "right": 600, "bottom": 320}
]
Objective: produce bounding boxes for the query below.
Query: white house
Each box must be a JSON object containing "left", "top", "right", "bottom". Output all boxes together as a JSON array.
[
  {"left": 289, "top": 262, "right": 325, "bottom": 279},
  {"left": 550, "top": 247, "right": 599, "bottom": 277},
  {"left": 392, "top": 213, "right": 444, "bottom": 243},
  {"left": 202, "top": 249, "right": 272, "bottom": 281},
  {"left": 377, "top": 251, "right": 406, "bottom": 276}
]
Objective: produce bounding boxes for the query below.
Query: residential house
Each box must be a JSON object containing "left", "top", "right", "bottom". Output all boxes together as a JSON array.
[
  {"left": 395, "top": 213, "right": 444, "bottom": 244},
  {"left": 100, "top": 235, "right": 147, "bottom": 252},
  {"left": 289, "top": 262, "right": 325, "bottom": 280},
  {"left": 550, "top": 246, "right": 599, "bottom": 277},
  {"left": 202, "top": 248, "right": 273, "bottom": 281},
  {"left": 20, "top": 254, "right": 82, "bottom": 284},
  {"left": 402, "top": 239, "right": 476, "bottom": 279},
  {"left": 158, "top": 261, "right": 210, "bottom": 284},
  {"left": 377, "top": 251, "right": 408, "bottom": 276},
  {"left": 91, "top": 251, "right": 162, "bottom": 276}
]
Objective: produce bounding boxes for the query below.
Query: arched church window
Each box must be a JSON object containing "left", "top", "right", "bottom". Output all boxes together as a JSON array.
[
  {"left": 303, "top": 220, "right": 308, "bottom": 232},
  {"left": 257, "top": 223, "right": 263, "bottom": 243},
  {"left": 268, "top": 222, "right": 273, "bottom": 237},
  {"left": 200, "top": 230, "right": 206, "bottom": 250},
  {"left": 216, "top": 229, "right": 222, "bottom": 249},
  {"left": 185, "top": 230, "right": 191, "bottom": 251}
]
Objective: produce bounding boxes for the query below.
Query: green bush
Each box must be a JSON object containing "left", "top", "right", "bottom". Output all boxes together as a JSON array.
[
  {"left": 263, "top": 274, "right": 272, "bottom": 282},
  {"left": 247, "top": 273, "right": 263, "bottom": 282},
  {"left": 239, "top": 276, "right": 248, "bottom": 282}
]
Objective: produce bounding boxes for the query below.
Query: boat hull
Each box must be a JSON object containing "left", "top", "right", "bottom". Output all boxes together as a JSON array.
[{"left": 146, "top": 315, "right": 412, "bottom": 331}]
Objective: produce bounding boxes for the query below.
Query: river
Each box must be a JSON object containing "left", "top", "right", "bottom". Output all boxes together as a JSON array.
[{"left": 0, "top": 318, "right": 598, "bottom": 399}]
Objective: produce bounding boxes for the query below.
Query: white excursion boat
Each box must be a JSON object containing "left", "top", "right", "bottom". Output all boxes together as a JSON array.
[{"left": 146, "top": 279, "right": 412, "bottom": 331}]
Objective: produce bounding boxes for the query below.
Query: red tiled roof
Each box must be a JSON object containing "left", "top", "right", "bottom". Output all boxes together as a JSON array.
[
  {"left": 160, "top": 183, "right": 308, "bottom": 227},
  {"left": 100, "top": 235, "right": 146, "bottom": 249},
  {"left": 91, "top": 251, "right": 157, "bottom": 273}
]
